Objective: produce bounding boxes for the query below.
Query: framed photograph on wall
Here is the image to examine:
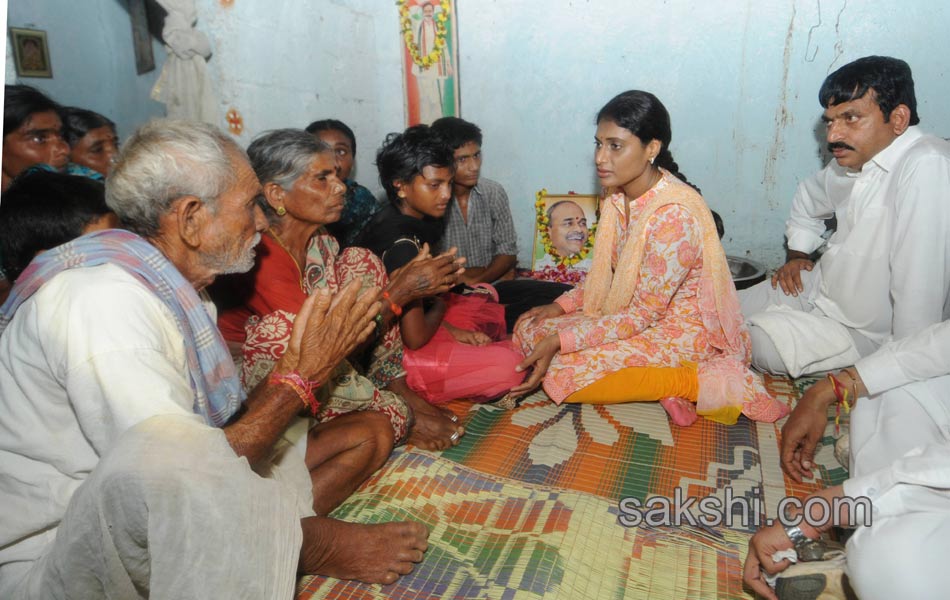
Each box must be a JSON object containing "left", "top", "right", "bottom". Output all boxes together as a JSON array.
[
  {"left": 129, "top": 0, "right": 156, "bottom": 74},
  {"left": 398, "top": 0, "right": 460, "bottom": 125},
  {"left": 531, "top": 190, "right": 600, "bottom": 279},
  {"left": 9, "top": 28, "right": 52, "bottom": 78}
]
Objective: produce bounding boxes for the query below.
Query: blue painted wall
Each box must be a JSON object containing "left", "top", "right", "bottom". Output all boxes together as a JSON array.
[
  {"left": 455, "top": 0, "right": 950, "bottom": 267},
  {"left": 196, "top": 0, "right": 950, "bottom": 268},
  {"left": 9, "top": 0, "right": 947, "bottom": 268},
  {"left": 5, "top": 0, "right": 166, "bottom": 140}
]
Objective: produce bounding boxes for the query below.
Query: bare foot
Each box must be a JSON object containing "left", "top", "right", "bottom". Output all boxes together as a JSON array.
[
  {"left": 298, "top": 516, "right": 429, "bottom": 584},
  {"left": 390, "top": 380, "right": 463, "bottom": 451},
  {"left": 407, "top": 397, "right": 464, "bottom": 451},
  {"left": 659, "top": 396, "right": 698, "bottom": 427}
]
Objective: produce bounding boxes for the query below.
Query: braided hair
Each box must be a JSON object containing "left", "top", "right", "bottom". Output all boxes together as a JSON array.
[{"left": 596, "top": 90, "right": 700, "bottom": 194}]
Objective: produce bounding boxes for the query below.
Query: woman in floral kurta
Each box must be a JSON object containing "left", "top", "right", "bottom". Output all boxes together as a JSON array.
[{"left": 513, "top": 91, "right": 786, "bottom": 426}]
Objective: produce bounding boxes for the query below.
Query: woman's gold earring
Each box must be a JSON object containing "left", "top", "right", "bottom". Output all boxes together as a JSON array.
[
  {"left": 275, "top": 206, "right": 287, "bottom": 216},
  {"left": 649, "top": 156, "right": 656, "bottom": 165}
]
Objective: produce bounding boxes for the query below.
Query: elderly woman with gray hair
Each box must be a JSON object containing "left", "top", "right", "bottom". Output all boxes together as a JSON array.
[{"left": 217, "top": 129, "right": 465, "bottom": 452}]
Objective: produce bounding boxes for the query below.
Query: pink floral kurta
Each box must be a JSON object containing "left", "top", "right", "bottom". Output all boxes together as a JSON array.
[{"left": 516, "top": 177, "right": 729, "bottom": 404}]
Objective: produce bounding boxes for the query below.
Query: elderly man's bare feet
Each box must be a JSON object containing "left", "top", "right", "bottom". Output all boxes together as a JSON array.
[
  {"left": 298, "top": 517, "right": 428, "bottom": 584},
  {"left": 389, "top": 380, "right": 463, "bottom": 451}
]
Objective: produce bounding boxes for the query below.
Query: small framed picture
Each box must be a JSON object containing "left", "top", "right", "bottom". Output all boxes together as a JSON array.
[
  {"left": 532, "top": 190, "right": 600, "bottom": 274},
  {"left": 129, "top": 0, "right": 156, "bottom": 74},
  {"left": 9, "top": 28, "right": 52, "bottom": 78}
]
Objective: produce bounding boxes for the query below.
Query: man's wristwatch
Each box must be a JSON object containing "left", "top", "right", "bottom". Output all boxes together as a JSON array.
[{"left": 784, "top": 525, "right": 826, "bottom": 562}]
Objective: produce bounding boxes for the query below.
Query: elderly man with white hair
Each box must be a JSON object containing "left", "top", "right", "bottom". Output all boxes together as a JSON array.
[{"left": 0, "top": 120, "right": 431, "bottom": 598}]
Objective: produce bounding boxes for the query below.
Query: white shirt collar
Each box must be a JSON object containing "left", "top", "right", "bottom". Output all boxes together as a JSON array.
[{"left": 860, "top": 125, "right": 924, "bottom": 175}]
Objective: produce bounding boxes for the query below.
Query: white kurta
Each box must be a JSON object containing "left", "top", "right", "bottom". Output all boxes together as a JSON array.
[
  {"left": 0, "top": 264, "right": 308, "bottom": 598},
  {"left": 785, "top": 126, "right": 950, "bottom": 343},
  {"left": 741, "top": 126, "right": 950, "bottom": 374},
  {"left": 838, "top": 319, "right": 950, "bottom": 599}
]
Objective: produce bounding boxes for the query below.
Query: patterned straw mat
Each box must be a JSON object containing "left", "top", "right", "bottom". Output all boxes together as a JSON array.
[
  {"left": 437, "top": 375, "right": 847, "bottom": 530},
  {"left": 298, "top": 451, "right": 753, "bottom": 599},
  {"left": 297, "top": 375, "right": 848, "bottom": 599}
]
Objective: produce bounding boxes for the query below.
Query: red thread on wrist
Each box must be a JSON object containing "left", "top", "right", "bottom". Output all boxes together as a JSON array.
[
  {"left": 827, "top": 373, "right": 851, "bottom": 436},
  {"left": 269, "top": 370, "right": 320, "bottom": 416}
]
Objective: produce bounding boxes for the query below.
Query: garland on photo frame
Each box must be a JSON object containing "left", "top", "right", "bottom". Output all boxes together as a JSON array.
[
  {"left": 535, "top": 189, "right": 597, "bottom": 268},
  {"left": 398, "top": 0, "right": 451, "bottom": 69}
]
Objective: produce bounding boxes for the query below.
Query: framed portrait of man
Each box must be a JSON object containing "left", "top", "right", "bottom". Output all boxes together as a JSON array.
[
  {"left": 398, "top": 0, "right": 460, "bottom": 125},
  {"left": 9, "top": 28, "right": 52, "bottom": 78},
  {"left": 532, "top": 191, "right": 599, "bottom": 276}
]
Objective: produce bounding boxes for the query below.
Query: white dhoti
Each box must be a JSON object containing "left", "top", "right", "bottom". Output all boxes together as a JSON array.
[
  {"left": 842, "top": 376, "right": 950, "bottom": 599},
  {"left": 739, "top": 268, "right": 879, "bottom": 375},
  {"left": 0, "top": 414, "right": 313, "bottom": 599}
]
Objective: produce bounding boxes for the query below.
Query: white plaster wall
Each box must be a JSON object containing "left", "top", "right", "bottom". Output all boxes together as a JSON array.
[
  {"left": 194, "top": 0, "right": 950, "bottom": 267},
  {"left": 196, "top": 0, "right": 405, "bottom": 187},
  {"left": 5, "top": 0, "right": 166, "bottom": 140}
]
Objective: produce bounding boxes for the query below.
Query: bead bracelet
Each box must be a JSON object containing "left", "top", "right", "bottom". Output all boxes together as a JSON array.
[{"left": 382, "top": 290, "right": 402, "bottom": 317}]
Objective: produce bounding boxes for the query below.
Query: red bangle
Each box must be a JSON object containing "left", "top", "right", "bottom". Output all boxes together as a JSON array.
[
  {"left": 382, "top": 290, "right": 403, "bottom": 317},
  {"left": 269, "top": 370, "right": 320, "bottom": 416}
]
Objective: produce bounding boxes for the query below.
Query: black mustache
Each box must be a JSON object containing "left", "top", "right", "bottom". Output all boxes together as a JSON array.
[{"left": 828, "top": 142, "right": 856, "bottom": 152}]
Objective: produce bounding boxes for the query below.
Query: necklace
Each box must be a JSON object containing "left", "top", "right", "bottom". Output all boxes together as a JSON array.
[
  {"left": 639, "top": 166, "right": 662, "bottom": 197},
  {"left": 628, "top": 167, "right": 663, "bottom": 201},
  {"left": 648, "top": 166, "right": 662, "bottom": 190},
  {"left": 267, "top": 227, "right": 306, "bottom": 292}
]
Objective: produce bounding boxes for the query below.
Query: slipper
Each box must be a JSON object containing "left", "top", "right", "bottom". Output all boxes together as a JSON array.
[{"left": 492, "top": 392, "right": 518, "bottom": 410}]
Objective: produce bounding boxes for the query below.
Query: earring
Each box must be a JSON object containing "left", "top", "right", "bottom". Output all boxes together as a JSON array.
[
  {"left": 649, "top": 156, "right": 656, "bottom": 165},
  {"left": 275, "top": 206, "right": 286, "bottom": 216}
]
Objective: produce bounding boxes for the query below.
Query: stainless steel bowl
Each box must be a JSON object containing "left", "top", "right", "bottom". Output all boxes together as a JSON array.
[{"left": 727, "top": 255, "right": 767, "bottom": 290}]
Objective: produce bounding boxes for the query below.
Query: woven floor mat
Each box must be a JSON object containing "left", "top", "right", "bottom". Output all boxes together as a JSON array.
[
  {"left": 297, "top": 374, "right": 847, "bottom": 598},
  {"left": 298, "top": 451, "right": 753, "bottom": 600},
  {"left": 436, "top": 375, "right": 848, "bottom": 532}
]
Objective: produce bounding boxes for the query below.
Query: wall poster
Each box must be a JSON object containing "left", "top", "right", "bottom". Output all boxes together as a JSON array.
[{"left": 398, "top": 0, "right": 460, "bottom": 125}]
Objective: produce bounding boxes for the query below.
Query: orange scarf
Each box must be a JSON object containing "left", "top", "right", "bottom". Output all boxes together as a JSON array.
[{"left": 583, "top": 170, "right": 747, "bottom": 358}]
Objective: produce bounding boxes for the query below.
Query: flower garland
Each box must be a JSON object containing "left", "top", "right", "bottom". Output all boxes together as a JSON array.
[
  {"left": 398, "top": 0, "right": 451, "bottom": 69},
  {"left": 520, "top": 265, "right": 587, "bottom": 285},
  {"left": 535, "top": 189, "right": 597, "bottom": 268}
]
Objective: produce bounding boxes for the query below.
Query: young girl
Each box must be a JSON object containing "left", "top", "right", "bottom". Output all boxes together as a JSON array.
[
  {"left": 359, "top": 125, "right": 525, "bottom": 404},
  {"left": 513, "top": 91, "right": 786, "bottom": 426}
]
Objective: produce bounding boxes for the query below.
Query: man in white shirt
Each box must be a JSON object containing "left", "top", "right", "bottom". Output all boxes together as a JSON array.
[
  {"left": 739, "top": 56, "right": 950, "bottom": 376},
  {"left": 0, "top": 120, "right": 430, "bottom": 598},
  {"left": 743, "top": 318, "right": 950, "bottom": 599}
]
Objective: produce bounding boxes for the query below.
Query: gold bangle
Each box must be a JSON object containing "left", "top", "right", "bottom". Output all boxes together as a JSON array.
[{"left": 840, "top": 367, "right": 860, "bottom": 405}]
